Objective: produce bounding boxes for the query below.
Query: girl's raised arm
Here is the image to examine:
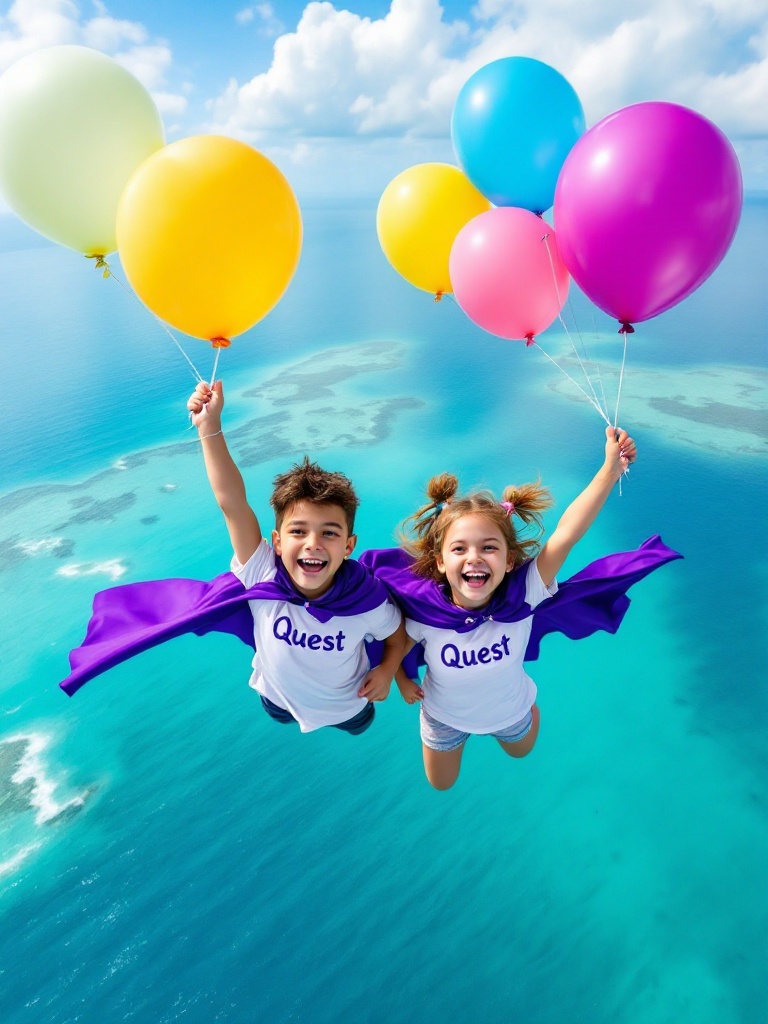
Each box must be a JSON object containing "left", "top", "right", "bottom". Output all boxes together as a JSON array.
[{"left": 536, "top": 426, "right": 636, "bottom": 587}]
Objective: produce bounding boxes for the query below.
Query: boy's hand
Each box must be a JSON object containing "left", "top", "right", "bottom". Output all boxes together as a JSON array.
[
  {"left": 396, "top": 676, "right": 424, "bottom": 705},
  {"left": 605, "top": 426, "right": 636, "bottom": 480},
  {"left": 358, "top": 665, "right": 393, "bottom": 702},
  {"left": 187, "top": 380, "right": 223, "bottom": 429}
]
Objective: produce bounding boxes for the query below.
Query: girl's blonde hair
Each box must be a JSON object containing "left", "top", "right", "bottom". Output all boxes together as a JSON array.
[{"left": 401, "top": 473, "right": 554, "bottom": 582}]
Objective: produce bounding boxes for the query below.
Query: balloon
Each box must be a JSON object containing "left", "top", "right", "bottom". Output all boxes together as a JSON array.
[
  {"left": 451, "top": 57, "right": 585, "bottom": 213},
  {"left": 116, "top": 135, "right": 302, "bottom": 343},
  {"left": 0, "top": 45, "right": 164, "bottom": 256},
  {"left": 553, "top": 102, "right": 743, "bottom": 325},
  {"left": 449, "top": 207, "right": 570, "bottom": 341},
  {"left": 376, "top": 163, "right": 491, "bottom": 296}
]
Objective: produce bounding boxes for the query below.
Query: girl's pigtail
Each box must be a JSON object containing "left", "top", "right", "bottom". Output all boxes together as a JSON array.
[
  {"left": 400, "top": 473, "right": 458, "bottom": 575},
  {"left": 501, "top": 481, "right": 553, "bottom": 565},
  {"left": 426, "top": 473, "right": 459, "bottom": 509},
  {"left": 501, "top": 480, "right": 553, "bottom": 528}
]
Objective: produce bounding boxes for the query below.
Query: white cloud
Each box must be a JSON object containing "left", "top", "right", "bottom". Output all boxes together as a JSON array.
[
  {"left": 0, "top": 0, "right": 186, "bottom": 115},
  {"left": 208, "top": 0, "right": 768, "bottom": 156},
  {"left": 151, "top": 90, "right": 189, "bottom": 117},
  {"left": 209, "top": 0, "right": 470, "bottom": 139},
  {"left": 113, "top": 43, "right": 172, "bottom": 91},
  {"left": 0, "top": 0, "right": 78, "bottom": 66},
  {"left": 689, "top": 22, "right": 768, "bottom": 136},
  {"left": 81, "top": 15, "right": 146, "bottom": 51},
  {"left": 235, "top": 2, "right": 283, "bottom": 35}
]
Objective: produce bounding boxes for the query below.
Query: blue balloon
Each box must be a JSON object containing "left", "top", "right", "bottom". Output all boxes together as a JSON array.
[{"left": 451, "top": 57, "right": 585, "bottom": 213}]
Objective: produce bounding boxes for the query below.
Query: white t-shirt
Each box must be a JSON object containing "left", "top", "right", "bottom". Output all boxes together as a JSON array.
[
  {"left": 406, "top": 558, "right": 557, "bottom": 733},
  {"left": 232, "top": 540, "right": 402, "bottom": 732}
]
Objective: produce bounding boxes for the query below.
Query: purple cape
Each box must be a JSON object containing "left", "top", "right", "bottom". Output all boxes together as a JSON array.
[
  {"left": 61, "top": 553, "right": 391, "bottom": 696},
  {"left": 60, "top": 536, "right": 681, "bottom": 696},
  {"left": 359, "top": 535, "right": 681, "bottom": 674}
]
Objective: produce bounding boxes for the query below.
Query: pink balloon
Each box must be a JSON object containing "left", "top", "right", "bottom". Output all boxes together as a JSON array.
[
  {"left": 449, "top": 207, "right": 570, "bottom": 341},
  {"left": 554, "top": 102, "right": 742, "bottom": 326}
]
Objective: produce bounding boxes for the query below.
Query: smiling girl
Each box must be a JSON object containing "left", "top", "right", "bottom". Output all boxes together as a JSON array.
[{"left": 392, "top": 427, "right": 639, "bottom": 789}]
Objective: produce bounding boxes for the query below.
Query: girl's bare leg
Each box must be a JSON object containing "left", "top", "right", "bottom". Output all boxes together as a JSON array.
[
  {"left": 497, "top": 704, "right": 540, "bottom": 759},
  {"left": 423, "top": 742, "right": 466, "bottom": 790}
]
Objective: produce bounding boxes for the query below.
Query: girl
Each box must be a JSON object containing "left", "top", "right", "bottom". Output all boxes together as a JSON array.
[{"left": 390, "top": 426, "right": 646, "bottom": 789}]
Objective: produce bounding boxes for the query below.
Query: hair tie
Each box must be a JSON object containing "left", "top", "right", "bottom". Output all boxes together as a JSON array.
[
  {"left": 433, "top": 502, "right": 444, "bottom": 515},
  {"left": 500, "top": 500, "right": 515, "bottom": 517}
]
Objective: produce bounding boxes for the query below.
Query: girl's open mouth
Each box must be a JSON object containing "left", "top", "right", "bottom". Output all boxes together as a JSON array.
[{"left": 462, "top": 571, "right": 490, "bottom": 589}]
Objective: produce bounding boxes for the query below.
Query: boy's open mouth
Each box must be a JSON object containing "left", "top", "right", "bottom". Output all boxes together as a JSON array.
[
  {"left": 297, "top": 558, "right": 328, "bottom": 574},
  {"left": 462, "top": 570, "right": 490, "bottom": 589}
]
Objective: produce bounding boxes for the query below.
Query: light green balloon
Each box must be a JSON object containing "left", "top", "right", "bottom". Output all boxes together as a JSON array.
[{"left": 0, "top": 45, "right": 165, "bottom": 255}]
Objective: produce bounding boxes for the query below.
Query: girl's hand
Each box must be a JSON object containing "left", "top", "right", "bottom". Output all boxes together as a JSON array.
[
  {"left": 605, "top": 426, "right": 636, "bottom": 480},
  {"left": 187, "top": 380, "right": 223, "bottom": 429},
  {"left": 396, "top": 676, "right": 424, "bottom": 705}
]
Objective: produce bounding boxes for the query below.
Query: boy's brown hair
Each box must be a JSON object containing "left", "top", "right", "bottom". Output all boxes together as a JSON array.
[{"left": 270, "top": 456, "right": 360, "bottom": 532}]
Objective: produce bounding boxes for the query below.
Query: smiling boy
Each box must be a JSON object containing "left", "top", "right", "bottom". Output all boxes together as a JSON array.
[{"left": 188, "top": 380, "right": 405, "bottom": 735}]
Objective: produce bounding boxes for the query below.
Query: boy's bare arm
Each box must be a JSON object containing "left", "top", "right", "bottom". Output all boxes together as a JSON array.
[
  {"left": 357, "top": 619, "right": 407, "bottom": 701},
  {"left": 188, "top": 381, "right": 262, "bottom": 566}
]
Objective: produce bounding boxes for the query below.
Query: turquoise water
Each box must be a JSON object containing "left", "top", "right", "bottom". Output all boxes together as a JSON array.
[{"left": 1, "top": 199, "right": 766, "bottom": 1023}]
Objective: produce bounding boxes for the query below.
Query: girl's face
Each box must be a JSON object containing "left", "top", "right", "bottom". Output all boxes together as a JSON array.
[{"left": 436, "top": 513, "right": 513, "bottom": 610}]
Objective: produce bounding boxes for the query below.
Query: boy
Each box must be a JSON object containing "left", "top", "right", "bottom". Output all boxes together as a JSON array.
[{"left": 187, "top": 380, "right": 405, "bottom": 735}]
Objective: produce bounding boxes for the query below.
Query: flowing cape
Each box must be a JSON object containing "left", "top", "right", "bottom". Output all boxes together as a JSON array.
[
  {"left": 359, "top": 535, "right": 682, "bottom": 674},
  {"left": 60, "top": 536, "right": 681, "bottom": 696},
  {"left": 61, "top": 554, "right": 391, "bottom": 696}
]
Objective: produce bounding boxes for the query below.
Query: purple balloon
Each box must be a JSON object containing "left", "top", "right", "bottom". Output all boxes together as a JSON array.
[{"left": 553, "top": 102, "right": 743, "bottom": 325}]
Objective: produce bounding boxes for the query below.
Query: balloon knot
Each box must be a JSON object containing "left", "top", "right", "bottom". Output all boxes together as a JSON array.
[
  {"left": 618, "top": 321, "right": 635, "bottom": 334},
  {"left": 211, "top": 337, "right": 232, "bottom": 349},
  {"left": 86, "top": 253, "right": 111, "bottom": 279},
  {"left": 434, "top": 291, "right": 443, "bottom": 302},
  {"left": 525, "top": 333, "right": 535, "bottom": 347}
]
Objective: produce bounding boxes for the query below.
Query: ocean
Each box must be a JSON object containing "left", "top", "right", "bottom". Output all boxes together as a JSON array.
[{"left": 1, "top": 195, "right": 766, "bottom": 1024}]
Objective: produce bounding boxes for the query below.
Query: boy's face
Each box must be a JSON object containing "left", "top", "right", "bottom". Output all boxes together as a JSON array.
[{"left": 273, "top": 500, "right": 356, "bottom": 599}]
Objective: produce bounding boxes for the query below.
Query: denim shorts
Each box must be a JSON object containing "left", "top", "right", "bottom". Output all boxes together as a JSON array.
[
  {"left": 420, "top": 706, "right": 533, "bottom": 752},
  {"left": 260, "top": 695, "right": 375, "bottom": 736}
]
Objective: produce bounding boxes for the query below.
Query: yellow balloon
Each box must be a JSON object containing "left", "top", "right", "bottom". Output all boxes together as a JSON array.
[
  {"left": 116, "top": 135, "right": 302, "bottom": 342},
  {"left": 376, "top": 163, "right": 491, "bottom": 296}
]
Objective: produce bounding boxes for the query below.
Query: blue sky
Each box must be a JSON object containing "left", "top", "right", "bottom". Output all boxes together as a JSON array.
[{"left": 1, "top": 0, "right": 766, "bottom": 200}]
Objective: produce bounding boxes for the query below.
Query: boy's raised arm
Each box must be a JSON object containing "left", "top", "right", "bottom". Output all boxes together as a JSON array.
[{"left": 188, "top": 381, "right": 262, "bottom": 566}]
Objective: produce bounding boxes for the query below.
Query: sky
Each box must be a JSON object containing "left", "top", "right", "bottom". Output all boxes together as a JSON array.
[{"left": 0, "top": 0, "right": 766, "bottom": 201}]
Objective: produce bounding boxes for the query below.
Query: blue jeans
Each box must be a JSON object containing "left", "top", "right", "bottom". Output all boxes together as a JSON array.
[{"left": 260, "top": 695, "right": 375, "bottom": 736}]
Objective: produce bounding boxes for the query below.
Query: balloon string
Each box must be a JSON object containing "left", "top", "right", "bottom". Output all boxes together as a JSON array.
[
  {"left": 530, "top": 341, "right": 611, "bottom": 425},
  {"left": 92, "top": 256, "right": 205, "bottom": 385},
  {"left": 614, "top": 333, "right": 630, "bottom": 497},
  {"left": 566, "top": 294, "right": 610, "bottom": 418},
  {"left": 541, "top": 234, "right": 609, "bottom": 420},
  {"left": 613, "top": 328, "right": 629, "bottom": 431},
  {"left": 577, "top": 303, "right": 614, "bottom": 415},
  {"left": 210, "top": 346, "right": 222, "bottom": 387}
]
